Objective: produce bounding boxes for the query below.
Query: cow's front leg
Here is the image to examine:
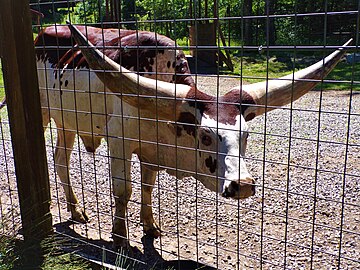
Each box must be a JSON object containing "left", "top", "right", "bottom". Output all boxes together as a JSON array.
[
  {"left": 140, "top": 164, "right": 160, "bottom": 238},
  {"left": 55, "top": 129, "right": 88, "bottom": 223},
  {"left": 110, "top": 142, "right": 133, "bottom": 248}
]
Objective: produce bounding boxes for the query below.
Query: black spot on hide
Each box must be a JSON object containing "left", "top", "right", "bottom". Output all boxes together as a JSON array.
[
  {"left": 65, "top": 80, "right": 69, "bottom": 87},
  {"left": 205, "top": 156, "right": 217, "bottom": 173},
  {"left": 167, "top": 61, "right": 171, "bottom": 68},
  {"left": 176, "top": 112, "right": 198, "bottom": 137}
]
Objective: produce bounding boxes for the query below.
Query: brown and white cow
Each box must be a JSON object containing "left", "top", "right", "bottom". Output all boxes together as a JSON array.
[
  {"left": 68, "top": 23, "right": 351, "bottom": 247},
  {"left": 34, "top": 25, "right": 194, "bottom": 225}
]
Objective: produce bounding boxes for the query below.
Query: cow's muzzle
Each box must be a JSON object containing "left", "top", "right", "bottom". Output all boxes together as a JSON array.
[{"left": 222, "top": 177, "right": 255, "bottom": 199}]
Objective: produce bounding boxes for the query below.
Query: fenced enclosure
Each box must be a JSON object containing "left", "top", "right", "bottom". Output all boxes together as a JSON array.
[{"left": 0, "top": 0, "right": 359, "bottom": 269}]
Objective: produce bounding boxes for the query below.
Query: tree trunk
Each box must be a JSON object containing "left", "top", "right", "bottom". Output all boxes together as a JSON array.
[
  {"left": 243, "top": 0, "right": 253, "bottom": 45},
  {"left": 265, "top": 0, "right": 276, "bottom": 45}
]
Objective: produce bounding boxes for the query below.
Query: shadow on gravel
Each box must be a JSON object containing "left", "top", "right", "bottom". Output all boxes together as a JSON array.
[{"left": 54, "top": 222, "right": 216, "bottom": 270}]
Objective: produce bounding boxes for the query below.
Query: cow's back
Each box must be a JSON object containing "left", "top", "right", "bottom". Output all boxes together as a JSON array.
[{"left": 35, "top": 25, "right": 193, "bottom": 142}]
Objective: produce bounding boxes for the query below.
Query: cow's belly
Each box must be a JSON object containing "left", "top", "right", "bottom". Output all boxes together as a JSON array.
[{"left": 38, "top": 62, "right": 115, "bottom": 136}]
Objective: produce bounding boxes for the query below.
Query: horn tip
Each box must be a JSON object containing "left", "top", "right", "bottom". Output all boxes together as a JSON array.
[{"left": 342, "top": 38, "right": 353, "bottom": 48}]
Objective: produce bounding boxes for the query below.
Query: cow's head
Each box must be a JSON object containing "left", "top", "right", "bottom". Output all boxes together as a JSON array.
[{"left": 68, "top": 22, "right": 351, "bottom": 199}]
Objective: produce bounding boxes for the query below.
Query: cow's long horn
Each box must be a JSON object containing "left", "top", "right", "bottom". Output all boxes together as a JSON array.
[
  {"left": 67, "top": 22, "right": 191, "bottom": 120},
  {"left": 241, "top": 39, "right": 352, "bottom": 121}
]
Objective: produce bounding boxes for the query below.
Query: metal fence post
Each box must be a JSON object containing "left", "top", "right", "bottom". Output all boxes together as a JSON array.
[{"left": 0, "top": 0, "right": 52, "bottom": 241}]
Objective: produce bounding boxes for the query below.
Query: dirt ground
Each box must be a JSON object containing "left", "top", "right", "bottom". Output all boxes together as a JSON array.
[{"left": 0, "top": 75, "right": 359, "bottom": 269}]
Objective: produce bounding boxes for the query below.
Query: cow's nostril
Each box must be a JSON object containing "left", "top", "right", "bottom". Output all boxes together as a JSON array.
[
  {"left": 222, "top": 189, "right": 229, "bottom": 198},
  {"left": 222, "top": 187, "right": 235, "bottom": 198},
  {"left": 251, "top": 184, "right": 256, "bottom": 195}
]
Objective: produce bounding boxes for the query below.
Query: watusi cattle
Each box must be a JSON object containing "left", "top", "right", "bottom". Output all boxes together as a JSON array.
[
  {"left": 34, "top": 24, "right": 194, "bottom": 228},
  {"left": 3, "top": 20, "right": 347, "bottom": 248},
  {"left": 68, "top": 22, "right": 351, "bottom": 248}
]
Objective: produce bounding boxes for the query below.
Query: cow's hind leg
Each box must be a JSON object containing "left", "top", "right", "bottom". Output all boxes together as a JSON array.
[
  {"left": 140, "top": 165, "right": 161, "bottom": 238},
  {"left": 55, "top": 129, "right": 88, "bottom": 223}
]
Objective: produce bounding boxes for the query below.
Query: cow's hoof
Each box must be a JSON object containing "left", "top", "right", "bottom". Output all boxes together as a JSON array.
[
  {"left": 144, "top": 225, "right": 161, "bottom": 238},
  {"left": 70, "top": 207, "right": 89, "bottom": 224},
  {"left": 112, "top": 237, "right": 131, "bottom": 250}
]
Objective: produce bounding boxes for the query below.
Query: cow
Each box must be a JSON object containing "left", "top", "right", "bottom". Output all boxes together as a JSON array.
[
  {"left": 67, "top": 22, "right": 351, "bottom": 248},
  {"left": 34, "top": 25, "right": 194, "bottom": 225}
]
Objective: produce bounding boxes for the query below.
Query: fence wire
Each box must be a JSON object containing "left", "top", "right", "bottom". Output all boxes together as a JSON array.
[{"left": 0, "top": 1, "right": 359, "bottom": 269}]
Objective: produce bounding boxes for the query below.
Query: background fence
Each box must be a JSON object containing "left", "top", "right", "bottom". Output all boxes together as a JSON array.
[{"left": 0, "top": 0, "right": 359, "bottom": 269}]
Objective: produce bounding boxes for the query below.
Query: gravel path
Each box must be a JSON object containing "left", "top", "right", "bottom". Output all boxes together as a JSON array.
[{"left": 0, "top": 75, "right": 359, "bottom": 269}]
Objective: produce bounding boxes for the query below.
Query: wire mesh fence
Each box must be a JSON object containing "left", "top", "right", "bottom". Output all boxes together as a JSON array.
[{"left": 0, "top": 1, "right": 359, "bottom": 269}]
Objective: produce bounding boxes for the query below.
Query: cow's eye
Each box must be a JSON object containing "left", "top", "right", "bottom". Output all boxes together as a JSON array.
[{"left": 201, "top": 135, "right": 212, "bottom": 146}]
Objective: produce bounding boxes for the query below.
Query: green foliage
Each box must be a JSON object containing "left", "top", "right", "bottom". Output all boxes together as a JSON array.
[
  {"left": 0, "top": 62, "right": 4, "bottom": 101},
  {"left": 30, "top": 0, "right": 358, "bottom": 45},
  {"left": 135, "top": 0, "right": 191, "bottom": 38},
  {"left": 41, "top": 237, "right": 92, "bottom": 270},
  {"left": 29, "top": 0, "right": 77, "bottom": 24},
  {"left": 0, "top": 217, "right": 91, "bottom": 270},
  {"left": 0, "top": 236, "right": 18, "bottom": 270},
  {"left": 110, "top": 247, "right": 140, "bottom": 269},
  {"left": 72, "top": 0, "right": 106, "bottom": 24}
]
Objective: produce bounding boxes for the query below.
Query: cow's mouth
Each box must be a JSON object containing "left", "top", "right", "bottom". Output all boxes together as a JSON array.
[{"left": 222, "top": 180, "right": 255, "bottom": 199}]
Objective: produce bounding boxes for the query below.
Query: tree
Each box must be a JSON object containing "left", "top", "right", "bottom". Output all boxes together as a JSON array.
[
  {"left": 243, "top": 0, "right": 253, "bottom": 44},
  {"left": 265, "top": 0, "right": 276, "bottom": 45}
]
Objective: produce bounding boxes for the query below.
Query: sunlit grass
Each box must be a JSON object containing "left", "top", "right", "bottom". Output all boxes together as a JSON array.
[
  {"left": 0, "top": 62, "right": 4, "bottom": 100},
  {"left": 228, "top": 54, "right": 360, "bottom": 90},
  {"left": 322, "top": 61, "right": 360, "bottom": 90}
]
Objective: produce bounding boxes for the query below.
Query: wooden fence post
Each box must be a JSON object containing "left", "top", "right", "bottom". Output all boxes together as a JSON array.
[{"left": 0, "top": 0, "right": 52, "bottom": 241}]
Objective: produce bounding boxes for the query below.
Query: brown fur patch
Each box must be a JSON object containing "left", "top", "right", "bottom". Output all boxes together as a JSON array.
[{"left": 185, "top": 87, "right": 256, "bottom": 125}]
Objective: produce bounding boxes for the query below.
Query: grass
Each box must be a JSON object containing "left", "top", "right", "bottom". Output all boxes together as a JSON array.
[
  {"left": 0, "top": 62, "right": 4, "bottom": 101},
  {"left": 0, "top": 213, "right": 93, "bottom": 270},
  {"left": 0, "top": 212, "right": 140, "bottom": 270},
  {"left": 0, "top": 233, "right": 92, "bottom": 270},
  {"left": 227, "top": 53, "right": 360, "bottom": 90},
  {"left": 322, "top": 61, "right": 360, "bottom": 90}
]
